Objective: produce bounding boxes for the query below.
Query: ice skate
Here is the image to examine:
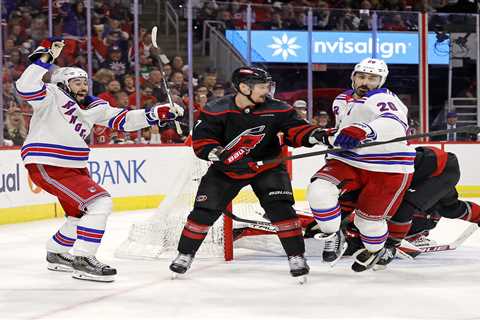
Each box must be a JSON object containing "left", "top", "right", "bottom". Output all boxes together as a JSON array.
[
  {"left": 72, "top": 256, "right": 117, "bottom": 282},
  {"left": 351, "top": 248, "right": 387, "bottom": 272},
  {"left": 46, "top": 252, "right": 74, "bottom": 272},
  {"left": 288, "top": 255, "right": 309, "bottom": 284},
  {"left": 170, "top": 253, "right": 195, "bottom": 278},
  {"left": 315, "top": 230, "right": 348, "bottom": 266}
]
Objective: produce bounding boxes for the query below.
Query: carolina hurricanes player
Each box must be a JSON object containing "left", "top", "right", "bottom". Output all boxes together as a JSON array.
[
  {"left": 168, "top": 66, "right": 333, "bottom": 281},
  {"left": 306, "top": 58, "right": 415, "bottom": 272},
  {"left": 15, "top": 38, "right": 182, "bottom": 282}
]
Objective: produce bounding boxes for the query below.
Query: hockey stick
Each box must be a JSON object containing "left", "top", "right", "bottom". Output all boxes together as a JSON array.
[
  {"left": 258, "top": 125, "right": 480, "bottom": 165},
  {"left": 151, "top": 26, "right": 183, "bottom": 135},
  {"left": 400, "top": 224, "right": 479, "bottom": 255},
  {"left": 223, "top": 209, "right": 278, "bottom": 232}
]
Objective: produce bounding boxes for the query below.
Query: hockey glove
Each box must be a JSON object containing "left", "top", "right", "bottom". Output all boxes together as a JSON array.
[
  {"left": 333, "top": 126, "right": 367, "bottom": 149},
  {"left": 308, "top": 128, "right": 337, "bottom": 147},
  {"left": 208, "top": 146, "right": 259, "bottom": 175},
  {"left": 153, "top": 102, "right": 184, "bottom": 121},
  {"left": 28, "top": 37, "right": 65, "bottom": 63}
]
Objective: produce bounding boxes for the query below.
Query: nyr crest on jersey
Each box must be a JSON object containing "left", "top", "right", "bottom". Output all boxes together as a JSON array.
[{"left": 224, "top": 126, "right": 266, "bottom": 164}]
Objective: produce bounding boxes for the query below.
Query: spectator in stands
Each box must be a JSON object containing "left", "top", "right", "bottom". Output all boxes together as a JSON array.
[
  {"left": 92, "top": 68, "right": 116, "bottom": 95},
  {"left": 217, "top": 9, "right": 236, "bottom": 31},
  {"left": 334, "top": 6, "right": 361, "bottom": 30},
  {"left": 316, "top": 1, "right": 332, "bottom": 30},
  {"left": 128, "top": 84, "right": 158, "bottom": 108},
  {"left": 315, "top": 110, "right": 331, "bottom": 128},
  {"left": 211, "top": 83, "right": 225, "bottom": 100},
  {"left": 115, "top": 91, "right": 131, "bottom": 109},
  {"left": 5, "top": 49, "right": 27, "bottom": 81},
  {"left": 3, "top": 80, "right": 17, "bottom": 107},
  {"left": 61, "top": 0, "right": 87, "bottom": 37},
  {"left": 101, "top": 45, "right": 129, "bottom": 79},
  {"left": 201, "top": 68, "right": 218, "bottom": 94},
  {"left": 289, "top": 10, "right": 308, "bottom": 30},
  {"left": 98, "top": 80, "right": 122, "bottom": 107},
  {"left": 163, "top": 63, "right": 173, "bottom": 79},
  {"left": 140, "top": 126, "right": 161, "bottom": 144},
  {"left": 170, "top": 71, "right": 188, "bottom": 96},
  {"left": 122, "top": 74, "right": 136, "bottom": 96},
  {"left": 147, "top": 69, "right": 168, "bottom": 103},
  {"left": 383, "top": 13, "right": 409, "bottom": 31},
  {"left": 29, "top": 16, "right": 48, "bottom": 43},
  {"left": 172, "top": 56, "right": 185, "bottom": 73},
  {"left": 3, "top": 103, "right": 27, "bottom": 146},
  {"left": 10, "top": 24, "right": 27, "bottom": 46},
  {"left": 293, "top": 100, "right": 307, "bottom": 120}
]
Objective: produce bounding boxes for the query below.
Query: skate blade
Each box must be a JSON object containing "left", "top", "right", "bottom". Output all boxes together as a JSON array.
[
  {"left": 297, "top": 275, "right": 308, "bottom": 285},
  {"left": 47, "top": 263, "right": 73, "bottom": 272},
  {"left": 372, "top": 264, "right": 387, "bottom": 271},
  {"left": 329, "top": 242, "right": 349, "bottom": 268},
  {"left": 72, "top": 270, "right": 115, "bottom": 282}
]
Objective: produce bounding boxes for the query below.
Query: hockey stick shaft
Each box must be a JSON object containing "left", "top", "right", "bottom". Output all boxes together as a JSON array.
[
  {"left": 259, "top": 125, "right": 480, "bottom": 165},
  {"left": 151, "top": 26, "right": 182, "bottom": 135}
]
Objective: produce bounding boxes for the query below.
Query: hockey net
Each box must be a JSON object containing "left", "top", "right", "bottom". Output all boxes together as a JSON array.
[{"left": 115, "top": 147, "right": 276, "bottom": 260}]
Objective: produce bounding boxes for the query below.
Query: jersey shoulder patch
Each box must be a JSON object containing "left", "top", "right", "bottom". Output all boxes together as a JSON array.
[
  {"left": 84, "top": 95, "right": 108, "bottom": 109},
  {"left": 335, "top": 89, "right": 353, "bottom": 101}
]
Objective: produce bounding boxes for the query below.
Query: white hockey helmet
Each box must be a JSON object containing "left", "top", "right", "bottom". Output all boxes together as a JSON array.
[
  {"left": 51, "top": 67, "right": 88, "bottom": 91},
  {"left": 351, "top": 58, "right": 389, "bottom": 88}
]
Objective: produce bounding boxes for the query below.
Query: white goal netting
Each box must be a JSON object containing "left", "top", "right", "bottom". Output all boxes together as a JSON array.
[{"left": 115, "top": 148, "right": 324, "bottom": 260}]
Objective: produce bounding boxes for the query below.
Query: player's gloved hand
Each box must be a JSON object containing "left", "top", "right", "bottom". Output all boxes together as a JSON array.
[
  {"left": 28, "top": 37, "right": 65, "bottom": 63},
  {"left": 333, "top": 126, "right": 367, "bottom": 149},
  {"left": 153, "top": 102, "right": 184, "bottom": 121},
  {"left": 308, "top": 128, "right": 337, "bottom": 147},
  {"left": 208, "top": 146, "right": 259, "bottom": 175}
]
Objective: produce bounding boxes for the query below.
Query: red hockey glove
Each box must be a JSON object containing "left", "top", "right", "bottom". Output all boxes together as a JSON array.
[
  {"left": 333, "top": 126, "right": 367, "bottom": 149},
  {"left": 153, "top": 102, "right": 184, "bottom": 121},
  {"left": 28, "top": 37, "right": 65, "bottom": 63}
]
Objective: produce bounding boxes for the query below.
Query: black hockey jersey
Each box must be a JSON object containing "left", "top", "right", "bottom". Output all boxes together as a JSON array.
[{"left": 192, "top": 94, "right": 319, "bottom": 179}]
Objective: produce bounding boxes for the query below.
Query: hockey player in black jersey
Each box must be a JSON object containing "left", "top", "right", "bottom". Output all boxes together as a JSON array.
[
  {"left": 333, "top": 146, "right": 480, "bottom": 268},
  {"left": 169, "top": 66, "right": 333, "bottom": 279}
]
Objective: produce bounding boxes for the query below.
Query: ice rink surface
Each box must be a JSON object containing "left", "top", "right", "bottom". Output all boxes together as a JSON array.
[{"left": 2, "top": 202, "right": 480, "bottom": 320}]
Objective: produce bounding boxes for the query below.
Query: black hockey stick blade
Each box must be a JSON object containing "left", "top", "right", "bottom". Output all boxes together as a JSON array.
[{"left": 258, "top": 125, "right": 480, "bottom": 165}]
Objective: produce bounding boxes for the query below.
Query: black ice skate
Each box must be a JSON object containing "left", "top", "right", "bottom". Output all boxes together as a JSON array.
[
  {"left": 315, "top": 230, "right": 348, "bottom": 266},
  {"left": 288, "top": 255, "right": 310, "bottom": 284},
  {"left": 169, "top": 253, "right": 195, "bottom": 275},
  {"left": 46, "top": 252, "right": 74, "bottom": 272},
  {"left": 351, "top": 248, "right": 387, "bottom": 272},
  {"left": 72, "top": 256, "right": 117, "bottom": 282}
]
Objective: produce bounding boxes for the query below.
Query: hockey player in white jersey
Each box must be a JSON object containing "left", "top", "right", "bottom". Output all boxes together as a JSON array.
[
  {"left": 15, "top": 38, "right": 183, "bottom": 282},
  {"left": 306, "top": 58, "right": 415, "bottom": 272}
]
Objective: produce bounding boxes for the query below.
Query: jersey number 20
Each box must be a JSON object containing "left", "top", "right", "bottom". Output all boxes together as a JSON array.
[{"left": 377, "top": 102, "right": 397, "bottom": 111}]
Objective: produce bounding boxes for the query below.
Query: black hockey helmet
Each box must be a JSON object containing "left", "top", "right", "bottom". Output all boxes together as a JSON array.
[{"left": 231, "top": 66, "right": 273, "bottom": 92}]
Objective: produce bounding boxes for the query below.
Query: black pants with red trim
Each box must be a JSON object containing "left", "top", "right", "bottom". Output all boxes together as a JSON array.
[{"left": 177, "top": 165, "right": 305, "bottom": 256}]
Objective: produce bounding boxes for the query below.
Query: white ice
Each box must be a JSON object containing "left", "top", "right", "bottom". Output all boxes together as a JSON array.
[{"left": 1, "top": 201, "right": 480, "bottom": 320}]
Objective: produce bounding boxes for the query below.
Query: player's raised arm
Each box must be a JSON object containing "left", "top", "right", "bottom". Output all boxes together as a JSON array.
[
  {"left": 15, "top": 37, "right": 65, "bottom": 108},
  {"left": 95, "top": 100, "right": 184, "bottom": 132}
]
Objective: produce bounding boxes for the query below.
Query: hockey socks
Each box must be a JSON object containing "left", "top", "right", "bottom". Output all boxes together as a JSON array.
[{"left": 46, "top": 216, "right": 78, "bottom": 253}]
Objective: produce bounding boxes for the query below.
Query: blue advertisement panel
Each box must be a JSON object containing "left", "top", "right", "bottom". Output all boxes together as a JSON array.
[{"left": 226, "top": 30, "right": 449, "bottom": 65}]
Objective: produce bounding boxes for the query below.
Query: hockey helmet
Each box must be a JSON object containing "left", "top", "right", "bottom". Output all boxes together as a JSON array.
[
  {"left": 51, "top": 67, "right": 88, "bottom": 91},
  {"left": 231, "top": 66, "right": 273, "bottom": 92},
  {"left": 351, "top": 58, "right": 389, "bottom": 88}
]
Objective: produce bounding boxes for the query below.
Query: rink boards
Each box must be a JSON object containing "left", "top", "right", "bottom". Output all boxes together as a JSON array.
[{"left": 0, "top": 142, "right": 479, "bottom": 224}]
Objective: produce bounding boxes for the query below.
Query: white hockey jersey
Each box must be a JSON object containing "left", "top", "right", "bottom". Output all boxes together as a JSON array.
[
  {"left": 328, "top": 88, "right": 415, "bottom": 173},
  {"left": 15, "top": 60, "right": 157, "bottom": 168}
]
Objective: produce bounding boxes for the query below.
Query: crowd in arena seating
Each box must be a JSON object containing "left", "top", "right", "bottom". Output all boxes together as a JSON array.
[
  {"left": 1, "top": 0, "right": 233, "bottom": 146},
  {"left": 1, "top": 1, "right": 478, "bottom": 146}
]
